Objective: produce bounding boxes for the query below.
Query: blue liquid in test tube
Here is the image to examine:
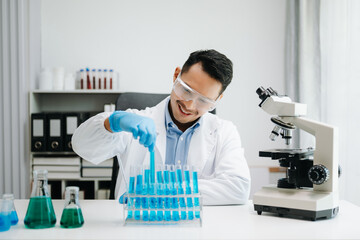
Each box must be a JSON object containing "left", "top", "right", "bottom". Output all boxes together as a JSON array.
[
  {"left": 127, "top": 176, "right": 135, "bottom": 219},
  {"left": 176, "top": 165, "right": 186, "bottom": 220},
  {"left": 142, "top": 168, "right": 150, "bottom": 221},
  {"left": 193, "top": 170, "right": 200, "bottom": 219},
  {"left": 149, "top": 183, "right": 156, "bottom": 221},
  {"left": 184, "top": 166, "right": 194, "bottom": 220},
  {"left": 135, "top": 167, "right": 143, "bottom": 220},
  {"left": 170, "top": 165, "right": 180, "bottom": 221},
  {"left": 156, "top": 166, "right": 164, "bottom": 221},
  {"left": 163, "top": 166, "right": 171, "bottom": 221}
]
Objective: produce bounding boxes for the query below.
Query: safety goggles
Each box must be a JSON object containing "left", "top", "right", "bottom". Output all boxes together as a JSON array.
[{"left": 172, "top": 76, "right": 219, "bottom": 112}]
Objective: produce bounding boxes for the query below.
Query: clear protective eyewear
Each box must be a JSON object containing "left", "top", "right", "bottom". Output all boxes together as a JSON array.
[{"left": 172, "top": 76, "right": 219, "bottom": 112}]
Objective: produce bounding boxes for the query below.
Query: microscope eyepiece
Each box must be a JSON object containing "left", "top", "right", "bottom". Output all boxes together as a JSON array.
[{"left": 256, "top": 86, "right": 269, "bottom": 100}]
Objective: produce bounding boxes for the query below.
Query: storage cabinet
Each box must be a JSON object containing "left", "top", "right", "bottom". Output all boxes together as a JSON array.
[{"left": 29, "top": 90, "right": 121, "bottom": 199}]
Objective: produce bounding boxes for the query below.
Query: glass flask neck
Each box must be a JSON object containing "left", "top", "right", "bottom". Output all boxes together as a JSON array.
[{"left": 31, "top": 169, "right": 50, "bottom": 197}]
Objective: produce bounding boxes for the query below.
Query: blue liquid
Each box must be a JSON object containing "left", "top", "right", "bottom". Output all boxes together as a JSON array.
[
  {"left": 0, "top": 213, "right": 11, "bottom": 232},
  {"left": 143, "top": 210, "right": 149, "bottom": 221},
  {"left": 164, "top": 211, "right": 171, "bottom": 221},
  {"left": 164, "top": 197, "right": 171, "bottom": 209},
  {"left": 193, "top": 171, "right": 200, "bottom": 219},
  {"left": 10, "top": 211, "right": 18, "bottom": 225},
  {"left": 188, "top": 211, "right": 194, "bottom": 220},
  {"left": 192, "top": 171, "right": 199, "bottom": 194},
  {"left": 172, "top": 211, "right": 180, "bottom": 221},
  {"left": 135, "top": 174, "right": 143, "bottom": 195},
  {"left": 134, "top": 197, "right": 141, "bottom": 220},
  {"left": 184, "top": 170, "right": 192, "bottom": 194},
  {"left": 150, "top": 151, "right": 155, "bottom": 184},
  {"left": 134, "top": 210, "right": 141, "bottom": 220},
  {"left": 176, "top": 169, "right": 183, "bottom": 184},
  {"left": 128, "top": 176, "right": 135, "bottom": 194},
  {"left": 156, "top": 210, "right": 163, "bottom": 221},
  {"left": 142, "top": 198, "right": 149, "bottom": 221},
  {"left": 149, "top": 211, "right": 156, "bottom": 221},
  {"left": 143, "top": 169, "right": 150, "bottom": 194},
  {"left": 171, "top": 197, "right": 179, "bottom": 208},
  {"left": 181, "top": 210, "right": 186, "bottom": 220},
  {"left": 163, "top": 170, "right": 170, "bottom": 195},
  {"left": 170, "top": 171, "right": 177, "bottom": 195}
]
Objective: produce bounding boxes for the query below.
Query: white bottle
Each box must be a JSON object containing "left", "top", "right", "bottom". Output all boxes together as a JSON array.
[
  {"left": 53, "top": 67, "right": 65, "bottom": 90},
  {"left": 39, "top": 68, "right": 53, "bottom": 90},
  {"left": 64, "top": 73, "right": 75, "bottom": 90}
]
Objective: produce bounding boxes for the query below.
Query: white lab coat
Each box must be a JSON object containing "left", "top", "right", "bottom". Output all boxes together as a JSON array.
[{"left": 72, "top": 97, "right": 250, "bottom": 205}]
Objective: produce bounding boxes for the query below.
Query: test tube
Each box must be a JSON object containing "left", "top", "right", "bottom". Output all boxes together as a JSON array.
[
  {"left": 92, "top": 69, "right": 96, "bottom": 89},
  {"left": 169, "top": 165, "right": 179, "bottom": 221},
  {"left": 184, "top": 165, "right": 194, "bottom": 220},
  {"left": 176, "top": 164, "right": 186, "bottom": 220},
  {"left": 193, "top": 167, "right": 200, "bottom": 219},
  {"left": 163, "top": 165, "right": 171, "bottom": 221},
  {"left": 103, "top": 69, "right": 108, "bottom": 90},
  {"left": 134, "top": 165, "right": 143, "bottom": 220},
  {"left": 109, "top": 69, "right": 113, "bottom": 90},
  {"left": 86, "top": 68, "right": 91, "bottom": 89},
  {"left": 127, "top": 166, "right": 136, "bottom": 219},
  {"left": 142, "top": 166, "right": 150, "bottom": 221},
  {"left": 97, "top": 69, "right": 102, "bottom": 89},
  {"left": 156, "top": 165, "right": 164, "bottom": 221},
  {"left": 80, "top": 69, "right": 84, "bottom": 89}
]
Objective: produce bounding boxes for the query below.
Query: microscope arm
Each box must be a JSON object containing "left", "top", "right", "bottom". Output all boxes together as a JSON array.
[{"left": 281, "top": 116, "right": 339, "bottom": 193}]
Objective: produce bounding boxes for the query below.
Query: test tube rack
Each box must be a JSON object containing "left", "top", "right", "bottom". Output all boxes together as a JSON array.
[{"left": 123, "top": 164, "right": 203, "bottom": 226}]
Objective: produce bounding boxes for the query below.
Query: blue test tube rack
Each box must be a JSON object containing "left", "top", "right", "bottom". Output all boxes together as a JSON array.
[{"left": 123, "top": 164, "right": 202, "bottom": 226}]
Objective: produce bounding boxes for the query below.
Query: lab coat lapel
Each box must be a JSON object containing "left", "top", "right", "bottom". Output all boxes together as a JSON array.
[
  {"left": 188, "top": 113, "right": 217, "bottom": 173},
  {"left": 151, "top": 97, "right": 168, "bottom": 165}
]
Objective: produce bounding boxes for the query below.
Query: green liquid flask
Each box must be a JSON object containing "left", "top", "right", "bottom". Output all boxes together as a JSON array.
[
  {"left": 60, "top": 186, "right": 84, "bottom": 228},
  {"left": 24, "top": 170, "right": 56, "bottom": 229}
]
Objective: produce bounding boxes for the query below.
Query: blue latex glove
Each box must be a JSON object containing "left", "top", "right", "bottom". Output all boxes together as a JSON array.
[{"left": 109, "top": 111, "right": 156, "bottom": 151}]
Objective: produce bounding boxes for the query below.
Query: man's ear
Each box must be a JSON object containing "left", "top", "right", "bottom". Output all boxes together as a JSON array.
[
  {"left": 218, "top": 93, "right": 223, "bottom": 101},
  {"left": 173, "top": 67, "right": 181, "bottom": 83}
]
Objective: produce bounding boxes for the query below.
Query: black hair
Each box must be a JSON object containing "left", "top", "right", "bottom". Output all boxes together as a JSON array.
[{"left": 181, "top": 49, "right": 233, "bottom": 95}]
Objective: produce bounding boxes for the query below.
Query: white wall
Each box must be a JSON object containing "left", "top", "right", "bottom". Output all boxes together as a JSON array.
[{"left": 41, "top": 0, "right": 288, "bottom": 197}]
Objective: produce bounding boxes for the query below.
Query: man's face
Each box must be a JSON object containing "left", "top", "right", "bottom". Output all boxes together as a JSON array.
[{"left": 170, "top": 63, "right": 223, "bottom": 124}]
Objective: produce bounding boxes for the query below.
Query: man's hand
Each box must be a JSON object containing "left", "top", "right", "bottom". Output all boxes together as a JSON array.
[{"left": 107, "top": 111, "right": 156, "bottom": 151}]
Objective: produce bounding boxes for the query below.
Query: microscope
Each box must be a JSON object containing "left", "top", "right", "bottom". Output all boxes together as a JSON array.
[{"left": 253, "top": 86, "right": 339, "bottom": 221}]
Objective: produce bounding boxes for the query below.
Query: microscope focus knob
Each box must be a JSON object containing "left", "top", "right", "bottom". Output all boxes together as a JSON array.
[{"left": 308, "top": 164, "right": 330, "bottom": 185}]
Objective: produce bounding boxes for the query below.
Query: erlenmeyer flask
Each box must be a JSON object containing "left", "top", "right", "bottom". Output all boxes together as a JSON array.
[
  {"left": 0, "top": 197, "right": 11, "bottom": 232},
  {"left": 60, "top": 186, "right": 84, "bottom": 228},
  {"left": 2, "top": 194, "right": 18, "bottom": 225},
  {"left": 24, "top": 169, "right": 56, "bottom": 229}
]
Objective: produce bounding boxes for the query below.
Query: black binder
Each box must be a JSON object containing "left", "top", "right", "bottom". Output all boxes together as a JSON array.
[
  {"left": 31, "top": 113, "right": 46, "bottom": 152},
  {"left": 63, "top": 112, "right": 90, "bottom": 151},
  {"left": 46, "top": 113, "right": 64, "bottom": 152}
]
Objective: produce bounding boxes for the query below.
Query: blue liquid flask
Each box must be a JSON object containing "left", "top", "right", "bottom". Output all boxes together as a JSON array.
[
  {"left": 0, "top": 196, "right": 12, "bottom": 232},
  {"left": 2, "top": 194, "right": 18, "bottom": 225}
]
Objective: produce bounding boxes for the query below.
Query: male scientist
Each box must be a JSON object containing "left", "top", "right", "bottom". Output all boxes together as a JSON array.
[{"left": 72, "top": 49, "right": 250, "bottom": 205}]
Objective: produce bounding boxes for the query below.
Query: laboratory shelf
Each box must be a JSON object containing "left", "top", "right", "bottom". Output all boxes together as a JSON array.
[{"left": 29, "top": 89, "right": 119, "bottom": 200}]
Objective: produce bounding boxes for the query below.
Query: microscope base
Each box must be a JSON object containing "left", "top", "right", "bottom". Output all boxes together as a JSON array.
[{"left": 253, "top": 185, "right": 339, "bottom": 221}]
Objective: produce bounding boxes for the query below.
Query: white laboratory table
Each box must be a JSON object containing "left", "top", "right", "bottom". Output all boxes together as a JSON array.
[{"left": 0, "top": 200, "right": 359, "bottom": 239}]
